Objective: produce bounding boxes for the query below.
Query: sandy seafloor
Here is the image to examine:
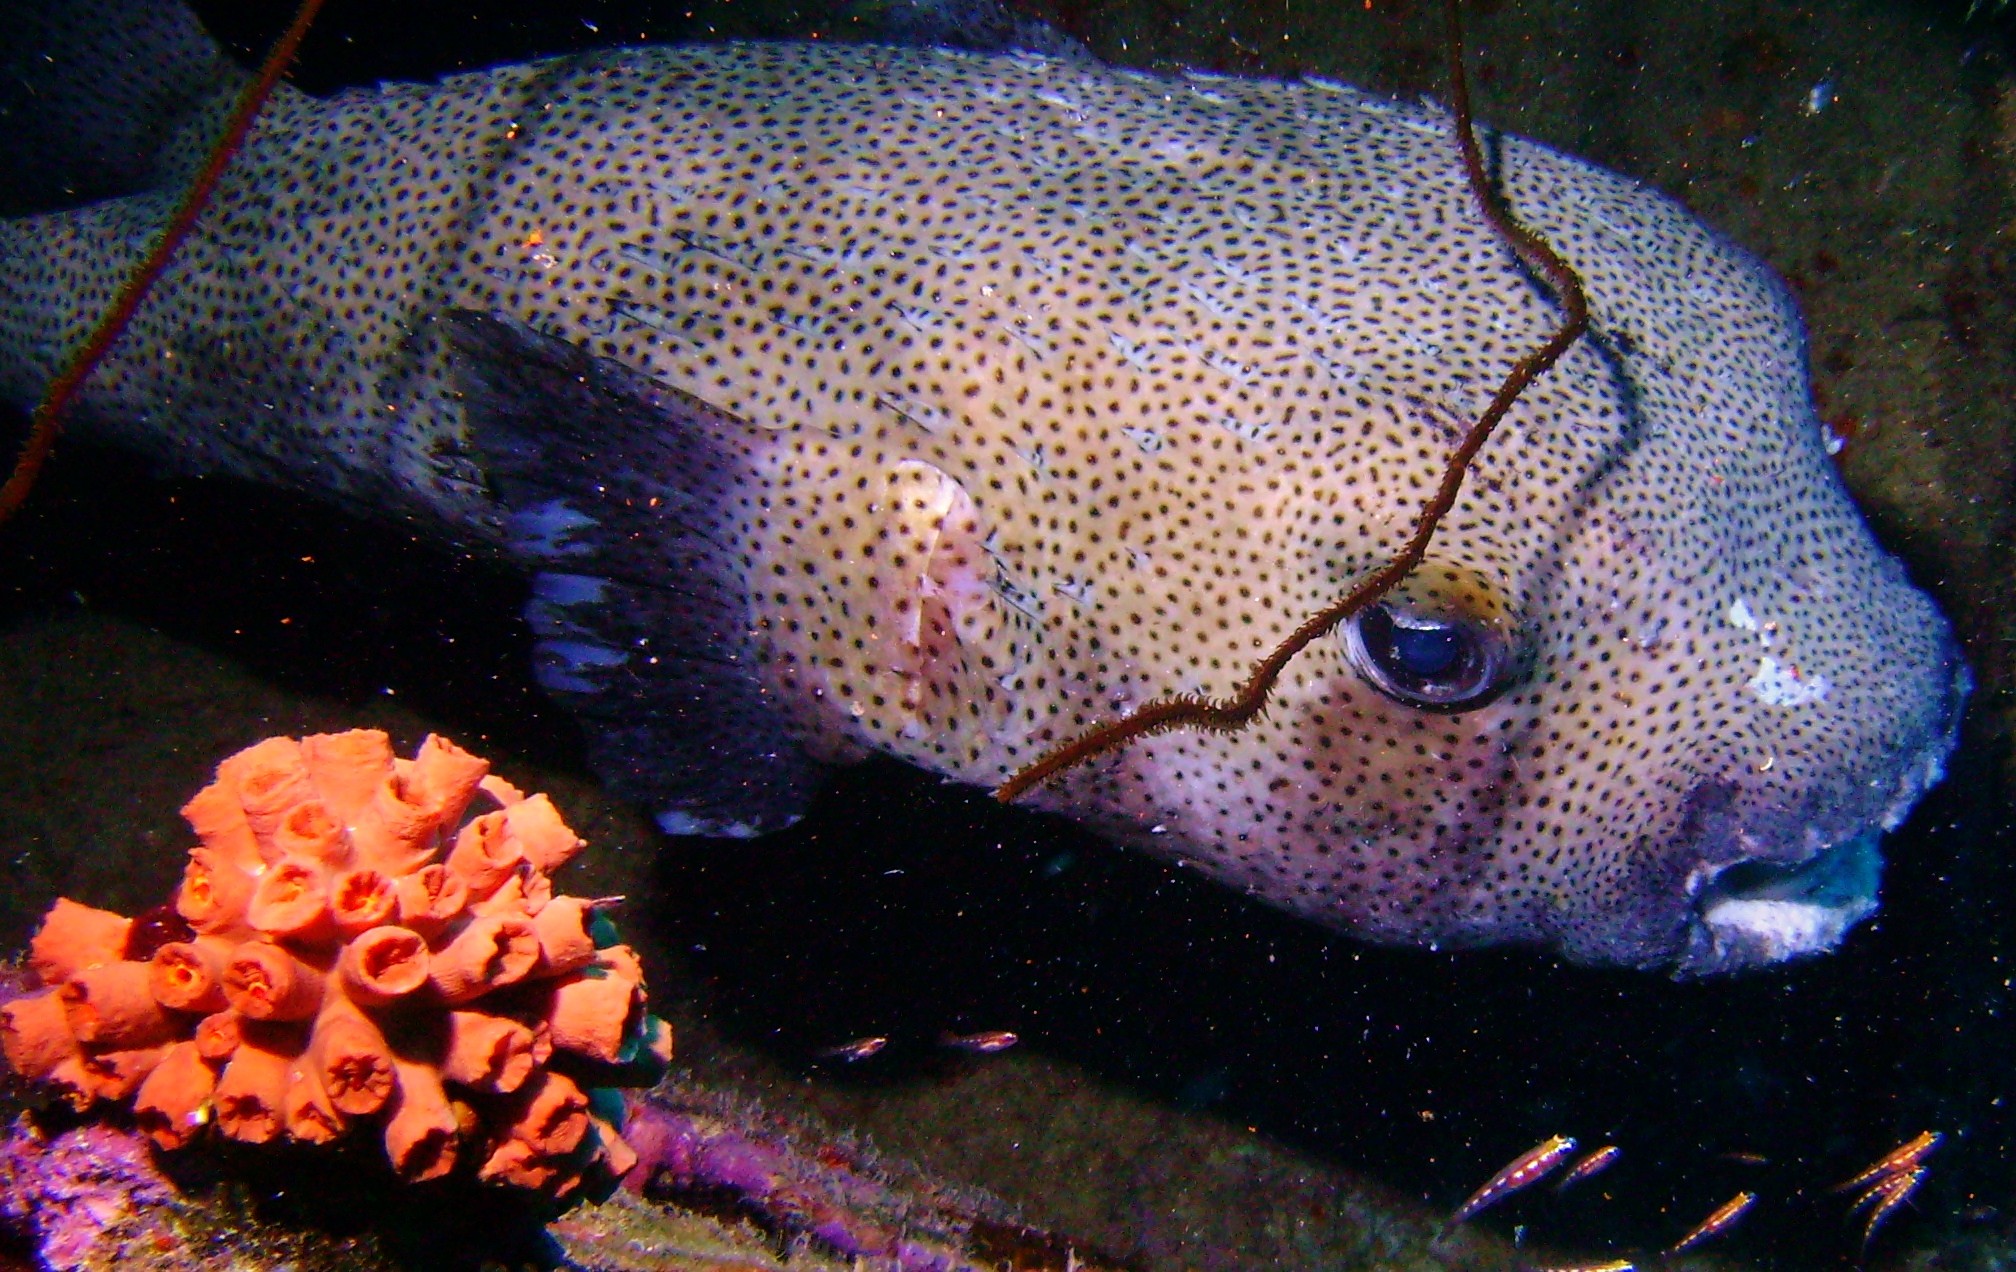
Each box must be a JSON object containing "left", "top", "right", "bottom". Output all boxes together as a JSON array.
[{"left": 4, "top": 0, "right": 2016, "bottom": 1268}]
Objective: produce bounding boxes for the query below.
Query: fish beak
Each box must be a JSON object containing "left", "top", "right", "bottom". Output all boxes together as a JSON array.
[
  {"left": 1670, "top": 658, "right": 1967, "bottom": 978},
  {"left": 1677, "top": 829, "right": 1883, "bottom": 976}
]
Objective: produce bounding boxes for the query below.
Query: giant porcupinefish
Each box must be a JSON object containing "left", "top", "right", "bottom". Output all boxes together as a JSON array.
[{"left": 0, "top": 0, "right": 1965, "bottom": 975}]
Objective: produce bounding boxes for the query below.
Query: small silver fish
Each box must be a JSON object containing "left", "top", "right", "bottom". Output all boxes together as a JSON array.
[
  {"left": 1452, "top": 1135, "right": 1577, "bottom": 1223},
  {"left": 1835, "top": 1130, "right": 1940, "bottom": 1250},
  {"left": 1554, "top": 1144, "right": 1620, "bottom": 1193},
  {"left": 1852, "top": 1163, "right": 1927, "bottom": 1248},
  {"left": 1833, "top": 1130, "right": 1942, "bottom": 1194},
  {"left": 1667, "top": 1191, "right": 1756, "bottom": 1254},
  {"left": 815, "top": 1036, "right": 890, "bottom": 1062},
  {"left": 939, "top": 1029, "right": 1020, "bottom": 1054}
]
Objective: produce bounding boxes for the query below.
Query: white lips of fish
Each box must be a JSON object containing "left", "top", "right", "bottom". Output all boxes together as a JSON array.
[{"left": 0, "top": 12, "right": 1966, "bottom": 975}]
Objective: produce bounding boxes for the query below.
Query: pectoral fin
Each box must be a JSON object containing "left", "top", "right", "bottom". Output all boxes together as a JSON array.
[{"left": 444, "top": 310, "right": 819, "bottom": 838}]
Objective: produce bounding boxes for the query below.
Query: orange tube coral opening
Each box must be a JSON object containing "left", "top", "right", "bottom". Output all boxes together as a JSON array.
[
  {"left": 300, "top": 729, "right": 397, "bottom": 821},
  {"left": 246, "top": 857, "right": 334, "bottom": 942},
  {"left": 181, "top": 780, "right": 265, "bottom": 871},
  {"left": 29, "top": 899, "right": 134, "bottom": 985},
  {"left": 530, "top": 897, "right": 599, "bottom": 976},
  {"left": 443, "top": 1010, "right": 540, "bottom": 1094},
  {"left": 41, "top": 1055, "right": 99, "bottom": 1111},
  {"left": 545, "top": 970, "right": 639, "bottom": 1065},
  {"left": 61, "top": 961, "right": 180, "bottom": 1049},
  {"left": 412, "top": 734, "right": 490, "bottom": 829},
  {"left": 478, "top": 774, "right": 527, "bottom": 806},
  {"left": 336, "top": 925, "right": 429, "bottom": 1005},
  {"left": 502, "top": 1069, "right": 590, "bottom": 1158},
  {"left": 80, "top": 1043, "right": 170, "bottom": 1102},
  {"left": 351, "top": 769, "right": 443, "bottom": 876},
  {"left": 472, "top": 870, "right": 549, "bottom": 921},
  {"left": 504, "top": 795, "right": 584, "bottom": 873},
  {"left": 394, "top": 864, "right": 469, "bottom": 937},
  {"left": 221, "top": 736, "right": 315, "bottom": 845},
  {"left": 446, "top": 813, "right": 521, "bottom": 897},
  {"left": 477, "top": 1136, "right": 558, "bottom": 1191},
  {"left": 223, "top": 941, "right": 326, "bottom": 1022},
  {"left": 283, "top": 1063, "right": 346, "bottom": 1144},
  {"left": 0, "top": 990, "right": 79, "bottom": 1080},
  {"left": 213, "top": 1029, "right": 298, "bottom": 1144},
  {"left": 429, "top": 913, "right": 539, "bottom": 1004},
  {"left": 133, "top": 1041, "right": 219, "bottom": 1150},
  {"left": 148, "top": 938, "right": 233, "bottom": 1014},
  {"left": 175, "top": 844, "right": 257, "bottom": 936},
  {"left": 193, "top": 1009, "right": 242, "bottom": 1061},
  {"left": 310, "top": 1002, "right": 396, "bottom": 1116},
  {"left": 330, "top": 868, "right": 398, "bottom": 937},
  {"left": 384, "top": 1058, "right": 461, "bottom": 1182},
  {"left": 593, "top": 1115, "right": 640, "bottom": 1180},
  {"left": 273, "top": 799, "right": 348, "bottom": 866}
]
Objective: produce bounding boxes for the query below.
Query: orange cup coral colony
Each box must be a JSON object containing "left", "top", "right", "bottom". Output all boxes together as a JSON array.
[{"left": 1, "top": 731, "right": 670, "bottom": 1199}]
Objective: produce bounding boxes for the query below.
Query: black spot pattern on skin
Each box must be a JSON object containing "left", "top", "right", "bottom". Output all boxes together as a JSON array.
[{"left": 0, "top": 43, "right": 1963, "bottom": 972}]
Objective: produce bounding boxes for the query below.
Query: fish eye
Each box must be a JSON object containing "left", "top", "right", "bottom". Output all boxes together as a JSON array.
[{"left": 1341, "top": 564, "right": 1520, "bottom": 710}]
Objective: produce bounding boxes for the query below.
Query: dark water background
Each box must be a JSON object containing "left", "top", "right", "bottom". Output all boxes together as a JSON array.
[{"left": 5, "top": 1, "right": 2016, "bottom": 1268}]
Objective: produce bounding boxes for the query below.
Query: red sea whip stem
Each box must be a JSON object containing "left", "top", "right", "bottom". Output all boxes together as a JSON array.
[
  {"left": 0, "top": 0, "right": 329, "bottom": 527},
  {"left": 993, "top": 0, "right": 1590, "bottom": 803}
]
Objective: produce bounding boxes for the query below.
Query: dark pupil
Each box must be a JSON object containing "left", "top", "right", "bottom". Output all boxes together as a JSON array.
[{"left": 1390, "top": 620, "right": 1462, "bottom": 678}]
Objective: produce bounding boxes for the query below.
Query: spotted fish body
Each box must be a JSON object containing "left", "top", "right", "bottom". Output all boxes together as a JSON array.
[{"left": 0, "top": 5, "right": 1965, "bottom": 974}]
